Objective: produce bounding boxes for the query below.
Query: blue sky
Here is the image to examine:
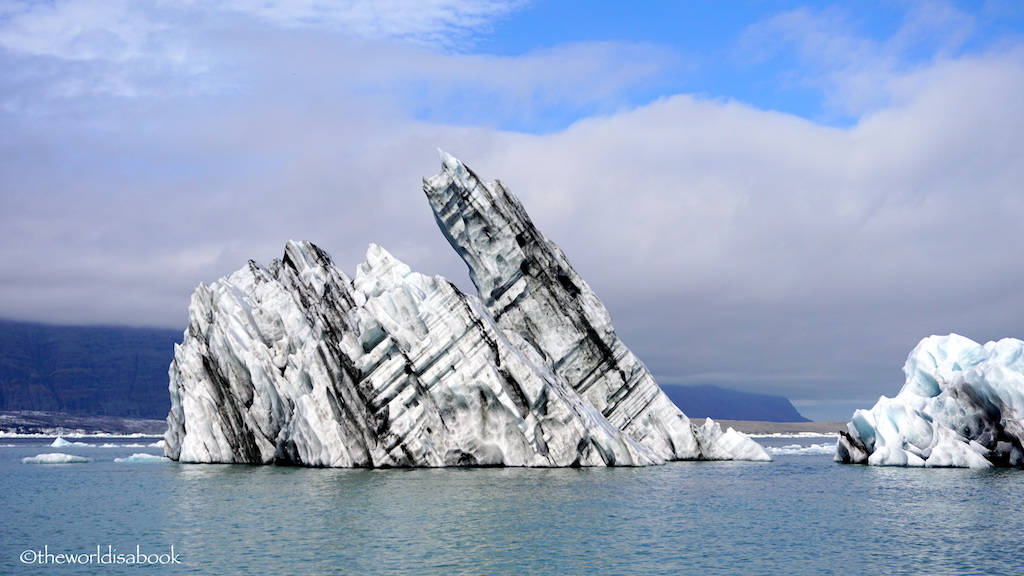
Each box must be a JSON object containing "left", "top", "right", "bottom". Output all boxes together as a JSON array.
[
  {"left": 2, "top": 0, "right": 1024, "bottom": 420},
  {"left": 425, "top": 0, "right": 1024, "bottom": 129},
  {"left": 456, "top": 0, "right": 829, "bottom": 129}
]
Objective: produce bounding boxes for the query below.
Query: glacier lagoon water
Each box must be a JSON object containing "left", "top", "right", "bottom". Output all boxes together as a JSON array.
[{"left": 2, "top": 436, "right": 1023, "bottom": 576}]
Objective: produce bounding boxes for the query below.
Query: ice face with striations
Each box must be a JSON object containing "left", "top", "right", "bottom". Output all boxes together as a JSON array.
[
  {"left": 836, "top": 334, "right": 1024, "bottom": 468},
  {"left": 165, "top": 152, "right": 770, "bottom": 467},
  {"left": 424, "top": 151, "right": 768, "bottom": 463}
]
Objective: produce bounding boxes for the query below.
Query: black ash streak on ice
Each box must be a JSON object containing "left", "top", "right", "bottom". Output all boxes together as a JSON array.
[{"left": 164, "top": 152, "right": 770, "bottom": 467}]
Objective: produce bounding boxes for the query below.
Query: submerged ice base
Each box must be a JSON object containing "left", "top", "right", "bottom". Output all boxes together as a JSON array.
[
  {"left": 165, "top": 152, "right": 769, "bottom": 467},
  {"left": 836, "top": 334, "right": 1024, "bottom": 468}
]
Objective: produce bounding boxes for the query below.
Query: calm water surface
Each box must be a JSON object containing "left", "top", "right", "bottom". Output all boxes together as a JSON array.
[{"left": 2, "top": 436, "right": 1021, "bottom": 575}]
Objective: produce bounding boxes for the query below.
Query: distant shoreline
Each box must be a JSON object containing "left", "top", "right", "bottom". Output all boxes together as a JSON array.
[
  {"left": 715, "top": 420, "right": 846, "bottom": 435},
  {"left": 0, "top": 410, "right": 166, "bottom": 436}
]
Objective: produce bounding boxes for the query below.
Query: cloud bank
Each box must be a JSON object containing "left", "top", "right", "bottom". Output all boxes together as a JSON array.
[{"left": 2, "top": 1, "right": 1022, "bottom": 419}]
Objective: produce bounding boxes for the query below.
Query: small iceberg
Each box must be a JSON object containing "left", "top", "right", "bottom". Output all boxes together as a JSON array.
[
  {"left": 114, "top": 453, "right": 169, "bottom": 463},
  {"left": 766, "top": 443, "right": 837, "bottom": 456},
  {"left": 22, "top": 453, "right": 92, "bottom": 464},
  {"left": 51, "top": 437, "right": 95, "bottom": 448}
]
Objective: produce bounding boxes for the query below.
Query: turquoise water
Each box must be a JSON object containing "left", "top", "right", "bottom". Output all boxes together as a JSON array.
[{"left": 2, "top": 436, "right": 1022, "bottom": 575}]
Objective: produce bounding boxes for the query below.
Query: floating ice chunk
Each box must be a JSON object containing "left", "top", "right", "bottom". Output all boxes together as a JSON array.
[
  {"left": 766, "top": 444, "right": 837, "bottom": 456},
  {"left": 22, "top": 453, "right": 92, "bottom": 464},
  {"left": 51, "top": 437, "right": 95, "bottom": 448},
  {"left": 694, "top": 419, "right": 772, "bottom": 461},
  {"left": 114, "top": 453, "right": 169, "bottom": 463},
  {"left": 838, "top": 334, "right": 1024, "bottom": 468}
]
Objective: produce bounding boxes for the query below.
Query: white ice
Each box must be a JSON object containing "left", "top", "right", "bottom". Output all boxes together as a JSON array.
[
  {"left": 836, "top": 333, "right": 1024, "bottom": 468},
  {"left": 50, "top": 437, "right": 95, "bottom": 448},
  {"left": 22, "top": 453, "right": 92, "bottom": 464},
  {"left": 164, "top": 153, "right": 770, "bottom": 467},
  {"left": 114, "top": 453, "right": 169, "bottom": 463},
  {"left": 767, "top": 444, "right": 836, "bottom": 456}
]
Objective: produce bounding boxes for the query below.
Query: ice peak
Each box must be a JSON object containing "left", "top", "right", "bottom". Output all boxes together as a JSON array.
[
  {"left": 438, "top": 148, "right": 463, "bottom": 175},
  {"left": 355, "top": 243, "right": 415, "bottom": 292},
  {"left": 364, "top": 242, "right": 389, "bottom": 261}
]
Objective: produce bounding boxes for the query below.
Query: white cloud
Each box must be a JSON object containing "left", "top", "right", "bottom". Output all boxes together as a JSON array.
[
  {"left": 0, "top": 0, "right": 529, "bottom": 62},
  {"left": 440, "top": 48, "right": 1024, "bottom": 415},
  {"left": 0, "top": 0, "right": 178, "bottom": 61},
  {"left": 505, "top": 49, "right": 1024, "bottom": 303},
  {"left": 738, "top": 0, "right": 980, "bottom": 118}
]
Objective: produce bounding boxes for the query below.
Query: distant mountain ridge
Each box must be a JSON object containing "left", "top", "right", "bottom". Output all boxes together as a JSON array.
[
  {"left": 0, "top": 319, "right": 179, "bottom": 419},
  {"left": 0, "top": 319, "right": 810, "bottom": 423},
  {"left": 661, "top": 384, "right": 810, "bottom": 422}
]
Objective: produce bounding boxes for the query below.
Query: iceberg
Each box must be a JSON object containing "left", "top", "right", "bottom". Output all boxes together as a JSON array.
[
  {"left": 767, "top": 444, "right": 837, "bottom": 456},
  {"left": 22, "top": 453, "right": 92, "bottom": 464},
  {"left": 51, "top": 437, "right": 95, "bottom": 448},
  {"left": 164, "top": 152, "right": 769, "bottom": 467},
  {"left": 114, "top": 453, "right": 169, "bottom": 463},
  {"left": 836, "top": 334, "right": 1024, "bottom": 468}
]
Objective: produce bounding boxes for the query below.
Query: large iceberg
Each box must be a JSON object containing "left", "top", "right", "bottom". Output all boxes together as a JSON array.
[
  {"left": 836, "top": 334, "right": 1024, "bottom": 468},
  {"left": 164, "top": 152, "right": 770, "bottom": 467}
]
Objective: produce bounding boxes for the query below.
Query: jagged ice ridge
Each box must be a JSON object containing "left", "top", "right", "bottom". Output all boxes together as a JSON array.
[
  {"left": 836, "top": 333, "right": 1024, "bottom": 468},
  {"left": 164, "top": 152, "right": 770, "bottom": 467}
]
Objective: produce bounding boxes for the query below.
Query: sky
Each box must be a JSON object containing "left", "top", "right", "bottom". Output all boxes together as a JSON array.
[{"left": 2, "top": 0, "right": 1024, "bottom": 421}]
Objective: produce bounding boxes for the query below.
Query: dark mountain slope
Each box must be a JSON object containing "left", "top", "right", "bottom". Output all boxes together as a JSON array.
[
  {"left": 661, "top": 384, "right": 811, "bottom": 422},
  {"left": 0, "top": 320, "right": 179, "bottom": 419}
]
